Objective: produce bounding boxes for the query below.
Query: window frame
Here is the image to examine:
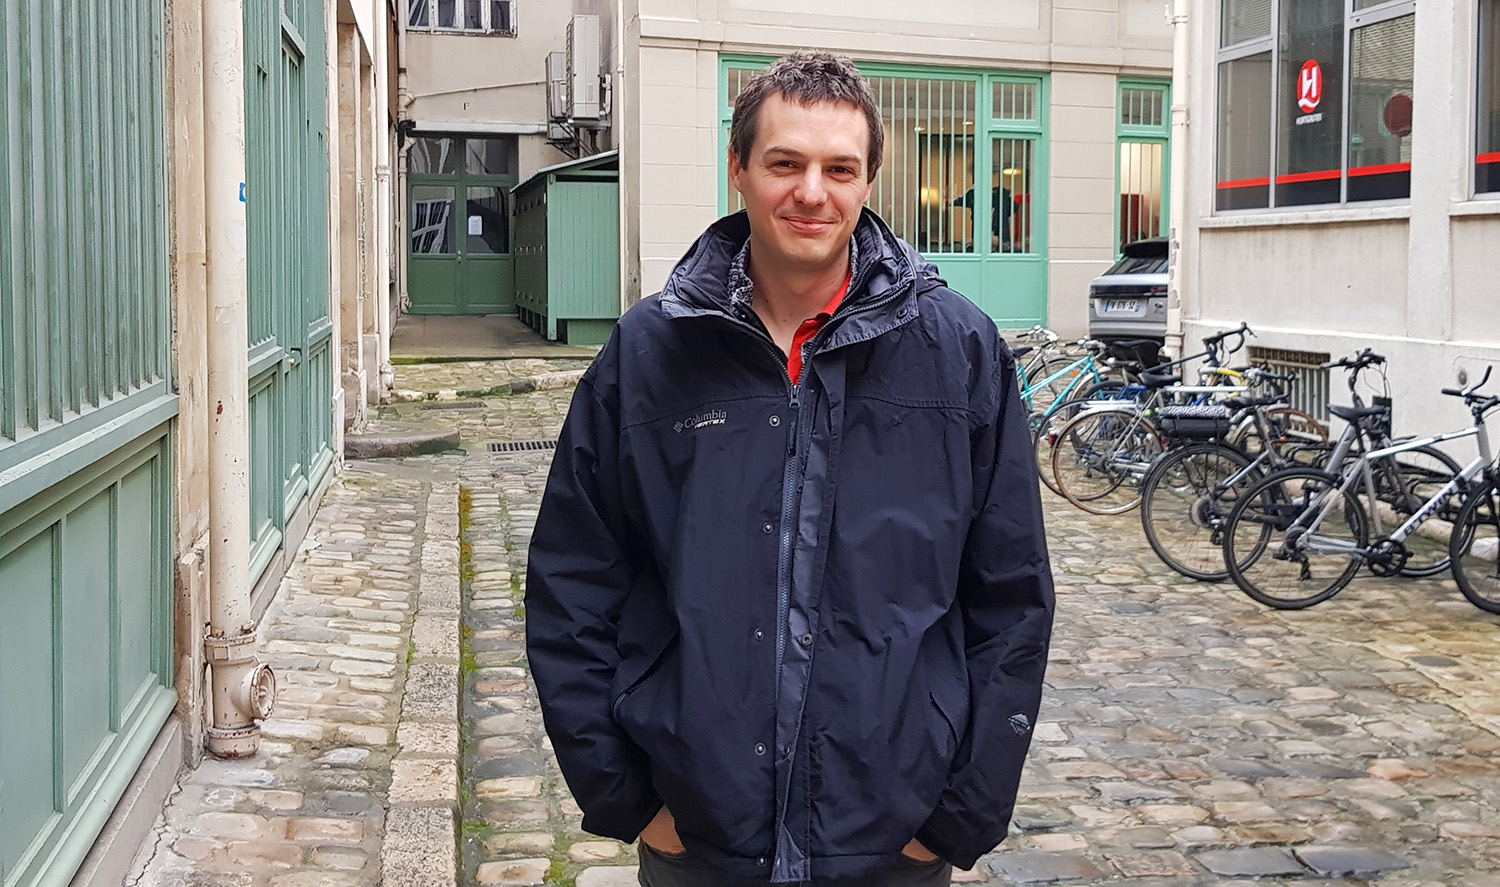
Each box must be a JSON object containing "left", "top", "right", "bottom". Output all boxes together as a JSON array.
[
  {"left": 1477, "top": 0, "right": 1500, "bottom": 195},
  {"left": 407, "top": 0, "right": 517, "bottom": 36},
  {"left": 406, "top": 134, "right": 520, "bottom": 259},
  {"left": 1116, "top": 79, "right": 1171, "bottom": 254},
  {"left": 1212, "top": 0, "right": 1416, "bottom": 213}
]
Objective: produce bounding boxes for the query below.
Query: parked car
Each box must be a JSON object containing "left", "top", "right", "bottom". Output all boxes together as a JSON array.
[{"left": 1088, "top": 238, "right": 1168, "bottom": 364}]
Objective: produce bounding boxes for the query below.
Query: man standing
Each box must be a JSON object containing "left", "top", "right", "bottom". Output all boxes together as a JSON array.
[{"left": 526, "top": 51, "right": 1054, "bottom": 886}]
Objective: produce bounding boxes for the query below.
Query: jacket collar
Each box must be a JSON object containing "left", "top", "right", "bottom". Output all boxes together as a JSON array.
[{"left": 659, "top": 210, "right": 942, "bottom": 342}]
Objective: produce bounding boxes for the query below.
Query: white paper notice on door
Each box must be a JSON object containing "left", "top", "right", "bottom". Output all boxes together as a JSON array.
[{"left": 468, "top": 215, "right": 483, "bottom": 235}]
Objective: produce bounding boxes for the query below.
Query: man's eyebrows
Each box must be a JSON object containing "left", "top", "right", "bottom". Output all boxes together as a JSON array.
[{"left": 762, "top": 146, "right": 864, "bottom": 167}]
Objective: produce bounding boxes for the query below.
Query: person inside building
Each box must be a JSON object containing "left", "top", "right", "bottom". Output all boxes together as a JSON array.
[
  {"left": 953, "top": 183, "right": 1014, "bottom": 251},
  {"left": 525, "top": 50, "right": 1055, "bottom": 887}
]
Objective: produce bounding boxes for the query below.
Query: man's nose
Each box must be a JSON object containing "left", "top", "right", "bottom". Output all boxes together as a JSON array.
[{"left": 793, "top": 167, "right": 829, "bottom": 206}]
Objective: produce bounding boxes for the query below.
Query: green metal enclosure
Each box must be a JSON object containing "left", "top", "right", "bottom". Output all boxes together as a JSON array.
[
  {"left": 243, "top": 0, "right": 334, "bottom": 585},
  {"left": 512, "top": 151, "right": 621, "bottom": 345},
  {"left": 0, "top": 3, "right": 177, "bottom": 887}
]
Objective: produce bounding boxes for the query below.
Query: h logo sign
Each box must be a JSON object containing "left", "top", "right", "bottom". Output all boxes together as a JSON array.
[{"left": 1298, "top": 60, "right": 1323, "bottom": 113}]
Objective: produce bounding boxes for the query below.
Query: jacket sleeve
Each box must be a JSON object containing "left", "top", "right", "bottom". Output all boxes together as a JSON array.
[
  {"left": 915, "top": 335, "right": 1056, "bottom": 870},
  {"left": 525, "top": 359, "right": 662, "bottom": 842}
]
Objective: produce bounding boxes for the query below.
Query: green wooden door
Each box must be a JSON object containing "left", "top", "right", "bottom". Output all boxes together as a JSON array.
[
  {"left": 244, "top": 0, "right": 334, "bottom": 581},
  {"left": 407, "top": 135, "right": 517, "bottom": 315},
  {"left": 0, "top": 2, "right": 177, "bottom": 886}
]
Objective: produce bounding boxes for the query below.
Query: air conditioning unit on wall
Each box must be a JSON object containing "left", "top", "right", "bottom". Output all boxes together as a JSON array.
[{"left": 565, "top": 15, "right": 602, "bottom": 126}]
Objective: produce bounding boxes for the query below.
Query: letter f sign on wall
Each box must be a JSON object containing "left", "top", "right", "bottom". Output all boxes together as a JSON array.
[{"left": 1298, "top": 60, "right": 1323, "bottom": 113}]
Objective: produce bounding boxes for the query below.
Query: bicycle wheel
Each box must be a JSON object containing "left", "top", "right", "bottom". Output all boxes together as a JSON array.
[
  {"left": 1369, "top": 445, "right": 1463, "bottom": 577},
  {"left": 1448, "top": 483, "right": 1500, "bottom": 613},
  {"left": 1032, "top": 385, "right": 1131, "bottom": 495},
  {"left": 1223, "top": 468, "right": 1368, "bottom": 609},
  {"left": 1228, "top": 408, "right": 1329, "bottom": 457},
  {"left": 1140, "top": 443, "right": 1255, "bottom": 581},
  {"left": 1024, "top": 356, "right": 1080, "bottom": 417},
  {"left": 1051, "top": 407, "right": 1164, "bottom": 515}
]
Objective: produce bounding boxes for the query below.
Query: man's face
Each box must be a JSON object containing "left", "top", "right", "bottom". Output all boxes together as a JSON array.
[{"left": 729, "top": 94, "right": 874, "bottom": 275}]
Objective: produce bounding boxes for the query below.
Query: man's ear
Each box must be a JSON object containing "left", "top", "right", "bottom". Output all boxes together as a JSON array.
[{"left": 728, "top": 147, "right": 745, "bottom": 191}]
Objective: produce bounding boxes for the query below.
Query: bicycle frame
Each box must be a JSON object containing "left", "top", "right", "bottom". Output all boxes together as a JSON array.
[
  {"left": 1022, "top": 353, "right": 1103, "bottom": 416},
  {"left": 1294, "top": 423, "right": 1490, "bottom": 557}
]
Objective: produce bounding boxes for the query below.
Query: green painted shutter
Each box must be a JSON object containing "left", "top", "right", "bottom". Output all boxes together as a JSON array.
[
  {"left": 243, "top": 0, "right": 334, "bottom": 582},
  {"left": 0, "top": 2, "right": 177, "bottom": 886}
]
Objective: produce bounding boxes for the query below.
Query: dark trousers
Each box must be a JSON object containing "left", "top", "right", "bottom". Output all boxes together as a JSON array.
[{"left": 636, "top": 843, "right": 954, "bottom": 887}]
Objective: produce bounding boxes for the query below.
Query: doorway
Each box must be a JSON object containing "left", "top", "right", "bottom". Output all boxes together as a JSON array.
[{"left": 407, "top": 134, "right": 518, "bottom": 314}]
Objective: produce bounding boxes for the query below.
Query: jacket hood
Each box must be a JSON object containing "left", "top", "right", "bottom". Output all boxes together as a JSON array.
[{"left": 659, "top": 209, "right": 941, "bottom": 319}]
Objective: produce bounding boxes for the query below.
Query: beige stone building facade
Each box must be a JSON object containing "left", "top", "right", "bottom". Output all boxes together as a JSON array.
[
  {"left": 1177, "top": 0, "right": 1500, "bottom": 436},
  {"left": 396, "top": 0, "right": 1174, "bottom": 334}
]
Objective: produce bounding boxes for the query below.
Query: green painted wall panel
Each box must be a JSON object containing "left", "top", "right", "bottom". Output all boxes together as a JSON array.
[
  {"left": 0, "top": 530, "right": 59, "bottom": 877},
  {"left": 243, "top": 0, "right": 332, "bottom": 587},
  {"left": 0, "top": 2, "right": 175, "bottom": 882},
  {"left": 117, "top": 460, "right": 159, "bottom": 725},
  {"left": 0, "top": 433, "right": 174, "bottom": 887},
  {"left": 60, "top": 493, "right": 114, "bottom": 805},
  {"left": 549, "top": 182, "right": 621, "bottom": 323}
]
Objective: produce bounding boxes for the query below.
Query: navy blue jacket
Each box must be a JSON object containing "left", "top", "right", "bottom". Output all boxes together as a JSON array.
[{"left": 525, "top": 210, "right": 1054, "bottom": 881}]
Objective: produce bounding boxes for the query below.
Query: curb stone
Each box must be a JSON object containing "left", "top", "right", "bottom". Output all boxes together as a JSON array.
[{"left": 382, "top": 481, "right": 461, "bottom": 887}]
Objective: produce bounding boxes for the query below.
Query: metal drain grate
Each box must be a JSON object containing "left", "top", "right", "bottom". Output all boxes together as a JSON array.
[
  {"left": 418, "top": 401, "right": 487, "bottom": 410},
  {"left": 489, "top": 440, "right": 558, "bottom": 453}
]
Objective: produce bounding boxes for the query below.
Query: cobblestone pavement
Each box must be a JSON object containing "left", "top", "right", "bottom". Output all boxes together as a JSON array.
[
  {"left": 131, "top": 467, "right": 462, "bottom": 887},
  {"left": 132, "top": 360, "right": 1500, "bottom": 887}
]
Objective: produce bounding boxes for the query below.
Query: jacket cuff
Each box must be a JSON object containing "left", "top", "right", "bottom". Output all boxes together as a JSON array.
[
  {"left": 915, "top": 803, "right": 988, "bottom": 871},
  {"left": 581, "top": 792, "right": 664, "bottom": 844}
]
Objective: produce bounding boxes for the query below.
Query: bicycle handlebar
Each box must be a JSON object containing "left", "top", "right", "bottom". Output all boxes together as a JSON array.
[
  {"left": 1320, "top": 348, "right": 1386, "bottom": 371},
  {"left": 1442, "top": 365, "right": 1494, "bottom": 402}
]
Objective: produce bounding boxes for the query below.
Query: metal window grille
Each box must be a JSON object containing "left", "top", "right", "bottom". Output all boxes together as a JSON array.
[
  {"left": 724, "top": 68, "right": 1036, "bottom": 257},
  {"left": 1120, "top": 87, "right": 1166, "bottom": 127},
  {"left": 1249, "top": 346, "right": 1331, "bottom": 421},
  {"left": 1118, "top": 141, "right": 1165, "bottom": 247}
]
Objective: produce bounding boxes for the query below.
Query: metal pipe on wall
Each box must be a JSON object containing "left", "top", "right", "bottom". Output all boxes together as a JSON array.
[
  {"left": 1165, "top": 0, "right": 1192, "bottom": 359},
  {"left": 202, "top": 0, "right": 275, "bottom": 758}
]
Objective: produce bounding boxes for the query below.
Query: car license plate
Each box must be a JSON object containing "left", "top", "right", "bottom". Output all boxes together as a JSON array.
[{"left": 1104, "top": 298, "right": 1141, "bottom": 315}]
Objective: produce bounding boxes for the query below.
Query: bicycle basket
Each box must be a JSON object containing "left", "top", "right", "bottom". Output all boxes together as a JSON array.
[{"left": 1158, "top": 404, "right": 1233, "bottom": 440}]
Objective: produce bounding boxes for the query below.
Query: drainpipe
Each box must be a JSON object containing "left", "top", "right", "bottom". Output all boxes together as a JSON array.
[
  {"left": 374, "top": 7, "right": 394, "bottom": 396},
  {"left": 1164, "top": 0, "right": 1191, "bottom": 360},
  {"left": 396, "top": 4, "right": 414, "bottom": 318},
  {"left": 202, "top": 0, "right": 276, "bottom": 758}
]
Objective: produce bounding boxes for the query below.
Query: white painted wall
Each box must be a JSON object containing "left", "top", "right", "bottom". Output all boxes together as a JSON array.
[{"left": 1179, "top": 0, "right": 1500, "bottom": 439}]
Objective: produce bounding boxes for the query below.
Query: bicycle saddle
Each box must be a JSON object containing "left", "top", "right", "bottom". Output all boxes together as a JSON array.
[
  {"left": 1225, "top": 394, "right": 1285, "bottom": 409},
  {"left": 1328, "top": 404, "right": 1388, "bottom": 423},
  {"left": 1140, "top": 368, "right": 1182, "bottom": 389}
]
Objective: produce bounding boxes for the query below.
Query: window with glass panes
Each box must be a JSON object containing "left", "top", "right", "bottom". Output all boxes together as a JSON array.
[
  {"left": 1214, "top": 0, "right": 1414, "bottom": 210},
  {"left": 1117, "top": 82, "right": 1170, "bottom": 251},
  {"left": 407, "top": 135, "right": 518, "bottom": 256},
  {"left": 1479, "top": 0, "right": 1500, "bottom": 193},
  {"left": 408, "top": 0, "right": 515, "bottom": 35},
  {"left": 720, "top": 61, "right": 1043, "bottom": 256}
]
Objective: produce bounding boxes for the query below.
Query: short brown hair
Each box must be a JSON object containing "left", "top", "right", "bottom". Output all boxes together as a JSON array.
[{"left": 729, "top": 51, "right": 884, "bottom": 180}]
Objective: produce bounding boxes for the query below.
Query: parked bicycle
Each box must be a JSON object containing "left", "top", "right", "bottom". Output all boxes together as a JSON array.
[
  {"left": 1044, "top": 323, "right": 1264, "bottom": 514},
  {"left": 1138, "top": 368, "right": 1330, "bottom": 580},
  {"left": 1220, "top": 355, "right": 1473, "bottom": 609}
]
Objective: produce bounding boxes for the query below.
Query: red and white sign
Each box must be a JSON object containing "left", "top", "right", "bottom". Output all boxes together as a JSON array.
[{"left": 1298, "top": 60, "right": 1323, "bottom": 113}]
